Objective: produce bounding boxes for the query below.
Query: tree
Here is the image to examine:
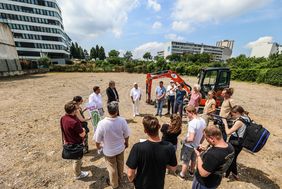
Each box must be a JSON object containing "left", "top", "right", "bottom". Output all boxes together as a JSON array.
[
  {"left": 124, "top": 51, "right": 133, "bottom": 61},
  {"left": 108, "top": 49, "right": 120, "bottom": 57},
  {"left": 98, "top": 46, "right": 106, "bottom": 60},
  {"left": 90, "top": 47, "right": 97, "bottom": 60},
  {"left": 95, "top": 45, "right": 100, "bottom": 57},
  {"left": 78, "top": 47, "right": 84, "bottom": 59},
  {"left": 143, "top": 52, "right": 152, "bottom": 60},
  {"left": 166, "top": 54, "right": 181, "bottom": 62},
  {"left": 83, "top": 49, "right": 89, "bottom": 60},
  {"left": 70, "top": 42, "right": 85, "bottom": 59}
]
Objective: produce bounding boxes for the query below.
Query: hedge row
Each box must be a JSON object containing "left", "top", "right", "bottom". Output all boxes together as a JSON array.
[
  {"left": 50, "top": 64, "right": 282, "bottom": 86},
  {"left": 231, "top": 68, "right": 282, "bottom": 86}
]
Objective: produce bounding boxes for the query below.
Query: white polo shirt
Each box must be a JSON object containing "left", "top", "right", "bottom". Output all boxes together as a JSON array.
[
  {"left": 94, "top": 117, "right": 130, "bottom": 156},
  {"left": 130, "top": 87, "right": 141, "bottom": 101}
]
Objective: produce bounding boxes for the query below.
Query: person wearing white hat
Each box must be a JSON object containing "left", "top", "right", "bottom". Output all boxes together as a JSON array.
[
  {"left": 165, "top": 80, "right": 176, "bottom": 115},
  {"left": 130, "top": 82, "right": 142, "bottom": 117}
]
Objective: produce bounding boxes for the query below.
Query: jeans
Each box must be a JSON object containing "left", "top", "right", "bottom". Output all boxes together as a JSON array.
[
  {"left": 156, "top": 99, "right": 164, "bottom": 116},
  {"left": 225, "top": 135, "right": 243, "bottom": 177},
  {"left": 192, "top": 176, "right": 216, "bottom": 189},
  {"left": 167, "top": 96, "right": 175, "bottom": 114},
  {"left": 174, "top": 101, "right": 184, "bottom": 117},
  {"left": 105, "top": 151, "right": 124, "bottom": 188}
]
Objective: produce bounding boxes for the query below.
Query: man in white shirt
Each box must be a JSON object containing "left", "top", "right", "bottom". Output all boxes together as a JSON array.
[
  {"left": 166, "top": 80, "right": 176, "bottom": 115},
  {"left": 94, "top": 101, "right": 130, "bottom": 189},
  {"left": 179, "top": 105, "right": 206, "bottom": 179},
  {"left": 130, "top": 82, "right": 142, "bottom": 117},
  {"left": 89, "top": 86, "right": 104, "bottom": 116}
]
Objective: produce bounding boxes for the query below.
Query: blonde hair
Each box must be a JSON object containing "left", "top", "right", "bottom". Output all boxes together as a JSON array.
[{"left": 193, "top": 84, "right": 201, "bottom": 92}]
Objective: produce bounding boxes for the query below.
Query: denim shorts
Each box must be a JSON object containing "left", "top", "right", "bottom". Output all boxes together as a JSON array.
[{"left": 180, "top": 145, "right": 196, "bottom": 164}]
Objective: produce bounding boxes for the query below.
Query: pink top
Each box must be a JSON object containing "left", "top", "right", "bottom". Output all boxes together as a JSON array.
[{"left": 188, "top": 91, "right": 202, "bottom": 108}]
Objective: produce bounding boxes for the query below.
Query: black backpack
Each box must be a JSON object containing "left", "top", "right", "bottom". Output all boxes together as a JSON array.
[{"left": 239, "top": 118, "right": 270, "bottom": 153}]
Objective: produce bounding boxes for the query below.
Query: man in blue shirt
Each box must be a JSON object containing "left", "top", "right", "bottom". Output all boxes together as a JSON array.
[{"left": 155, "top": 81, "right": 166, "bottom": 117}]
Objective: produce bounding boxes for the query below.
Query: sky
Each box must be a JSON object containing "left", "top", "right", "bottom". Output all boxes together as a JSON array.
[{"left": 57, "top": 0, "right": 282, "bottom": 59}]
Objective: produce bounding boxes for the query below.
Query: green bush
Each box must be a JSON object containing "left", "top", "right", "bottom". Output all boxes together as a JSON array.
[
  {"left": 263, "top": 67, "right": 282, "bottom": 86},
  {"left": 185, "top": 65, "right": 201, "bottom": 76},
  {"left": 256, "top": 69, "right": 269, "bottom": 83},
  {"left": 231, "top": 69, "right": 259, "bottom": 82},
  {"left": 38, "top": 56, "right": 51, "bottom": 68}
]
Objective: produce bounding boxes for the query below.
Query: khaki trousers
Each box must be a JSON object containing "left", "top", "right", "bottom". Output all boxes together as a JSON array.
[
  {"left": 73, "top": 159, "right": 82, "bottom": 177},
  {"left": 104, "top": 151, "right": 124, "bottom": 188}
]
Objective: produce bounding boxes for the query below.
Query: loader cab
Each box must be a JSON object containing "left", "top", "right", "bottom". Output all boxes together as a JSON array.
[{"left": 198, "top": 67, "right": 231, "bottom": 106}]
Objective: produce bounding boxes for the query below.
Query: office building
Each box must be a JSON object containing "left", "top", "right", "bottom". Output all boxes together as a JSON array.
[
  {"left": 0, "top": 0, "right": 71, "bottom": 64},
  {"left": 250, "top": 42, "right": 280, "bottom": 58},
  {"left": 159, "top": 40, "right": 233, "bottom": 62}
]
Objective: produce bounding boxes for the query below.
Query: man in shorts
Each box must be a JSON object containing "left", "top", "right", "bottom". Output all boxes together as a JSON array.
[{"left": 179, "top": 105, "right": 206, "bottom": 179}]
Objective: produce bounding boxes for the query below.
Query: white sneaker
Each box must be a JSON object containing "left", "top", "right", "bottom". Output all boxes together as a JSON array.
[
  {"left": 76, "top": 171, "right": 89, "bottom": 180},
  {"left": 133, "top": 114, "right": 136, "bottom": 118}
]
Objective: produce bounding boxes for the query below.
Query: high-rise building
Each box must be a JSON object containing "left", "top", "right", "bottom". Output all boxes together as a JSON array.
[
  {"left": 0, "top": 0, "right": 71, "bottom": 64},
  {"left": 216, "top": 40, "right": 234, "bottom": 61},
  {"left": 159, "top": 40, "right": 233, "bottom": 62},
  {"left": 250, "top": 42, "right": 280, "bottom": 58}
]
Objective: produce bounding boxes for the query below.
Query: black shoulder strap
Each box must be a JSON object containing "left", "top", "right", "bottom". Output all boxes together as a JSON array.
[
  {"left": 238, "top": 116, "right": 251, "bottom": 126},
  {"left": 60, "top": 117, "right": 65, "bottom": 145}
]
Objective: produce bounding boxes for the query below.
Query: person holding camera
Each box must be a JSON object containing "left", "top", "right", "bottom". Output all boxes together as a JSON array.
[
  {"left": 193, "top": 125, "right": 234, "bottom": 189},
  {"left": 179, "top": 105, "right": 206, "bottom": 179},
  {"left": 224, "top": 105, "right": 250, "bottom": 180},
  {"left": 73, "top": 96, "right": 91, "bottom": 153}
]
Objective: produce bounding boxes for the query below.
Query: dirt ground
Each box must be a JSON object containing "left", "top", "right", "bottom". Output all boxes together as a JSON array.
[{"left": 0, "top": 72, "right": 281, "bottom": 189}]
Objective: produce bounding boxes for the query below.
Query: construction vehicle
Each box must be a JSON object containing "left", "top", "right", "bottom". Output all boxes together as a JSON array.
[{"left": 146, "top": 67, "right": 231, "bottom": 112}]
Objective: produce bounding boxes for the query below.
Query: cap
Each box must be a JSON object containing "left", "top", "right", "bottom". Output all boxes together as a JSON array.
[
  {"left": 170, "top": 80, "right": 174, "bottom": 83},
  {"left": 133, "top": 82, "right": 137, "bottom": 85}
]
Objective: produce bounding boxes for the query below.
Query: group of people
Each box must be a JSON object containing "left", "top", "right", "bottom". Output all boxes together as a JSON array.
[
  {"left": 60, "top": 78, "right": 251, "bottom": 189},
  {"left": 155, "top": 80, "right": 202, "bottom": 118}
]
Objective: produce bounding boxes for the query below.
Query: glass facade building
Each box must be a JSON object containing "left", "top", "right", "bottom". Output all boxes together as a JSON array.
[{"left": 0, "top": 0, "right": 71, "bottom": 64}]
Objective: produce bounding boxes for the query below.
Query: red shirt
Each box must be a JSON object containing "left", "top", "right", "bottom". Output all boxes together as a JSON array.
[{"left": 61, "top": 114, "right": 83, "bottom": 144}]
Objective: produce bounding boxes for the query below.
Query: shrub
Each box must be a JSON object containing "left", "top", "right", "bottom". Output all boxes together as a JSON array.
[
  {"left": 231, "top": 69, "right": 259, "bottom": 82},
  {"left": 185, "top": 65, "right": 201, "bottom": 76},
  {"left": 38, "top": 56, "right": 51, "bottom": 68},
  {"left": 263, "top": 67, "right": 282, "bottom": 86}
]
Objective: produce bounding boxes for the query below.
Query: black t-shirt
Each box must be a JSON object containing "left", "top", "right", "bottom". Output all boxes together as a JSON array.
[
  {"left": 195, "top": 143, "right": 234, "bottom": 188},
  {"left": 126, "top": 140, "right": 177, "bottom": 189},
  {"left": 161, "top": 124, "right": 181, "bottom": 145}
]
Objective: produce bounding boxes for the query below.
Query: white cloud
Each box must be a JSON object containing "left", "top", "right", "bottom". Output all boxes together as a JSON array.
[
  {"left": 172, "top": 21, "right": 193, "bottom": 32},
  {"left": 147, "top": 0, "right": 161, "bottom": 12},
  {"left": 152, "top": 21, "right": 162, "bottom": 29},
  {"left": 58, "top": 0, "right": 139, "bottom": 39},
  {"left": 164, "top": 33, "right": 184, "bottom": 41},
  {"left": 246, "top": 36, "right": 273, "bottom": 48},
  {"left": 171, "top": 0, "right": 271, "bottom": 31},
  {"left": 133, "top": 42, "right": 164, "bottom": 59}
]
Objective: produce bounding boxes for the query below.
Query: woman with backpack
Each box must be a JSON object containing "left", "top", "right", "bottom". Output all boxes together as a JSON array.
[{"left": 224, "top": 105, "right": 250, "bottom": 180}]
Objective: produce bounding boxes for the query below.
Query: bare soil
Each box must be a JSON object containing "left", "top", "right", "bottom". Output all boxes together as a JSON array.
[{"left": 0, "top": 72, "right": 281, "bottom": 189}]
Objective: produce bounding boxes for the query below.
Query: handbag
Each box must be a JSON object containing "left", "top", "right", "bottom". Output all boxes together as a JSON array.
[
  {"left": 62, "top": 144, "right": 84, "bottom": 160},
  {"left": 60, "top": 118, "right": 83, "bottom": 160}
]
